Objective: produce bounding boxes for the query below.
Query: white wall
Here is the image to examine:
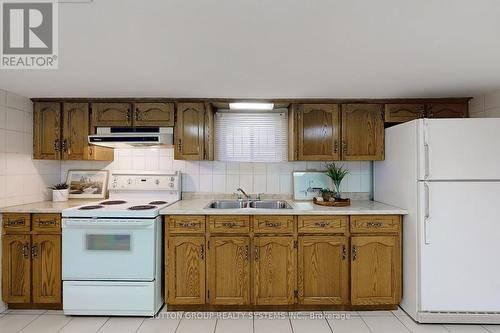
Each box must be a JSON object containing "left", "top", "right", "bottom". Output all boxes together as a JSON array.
[
  {"left": 0, "top": 89, "right": 61, "bottom": 312},
  {"left": 469, "top": 90, "right": 500, "bottom": 118},
  {"left": 61, "top": 148, "right": 372, "bottom": 196}
]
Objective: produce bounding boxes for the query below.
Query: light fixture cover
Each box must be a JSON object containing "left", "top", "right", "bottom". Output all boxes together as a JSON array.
[{"left": 229, "top": 102, "right": 274, "bottom": 110}]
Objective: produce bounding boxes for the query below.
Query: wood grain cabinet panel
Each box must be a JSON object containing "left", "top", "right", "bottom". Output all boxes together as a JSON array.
[
  {"left": 32, "top": 234, "right": 61, "bottom": 304},
  {"left": 2, "top": 234, "right": 31, "bottom": 303},
  {"left": 167, "top": 236, "right": 206, "bottom": 304},
  {"left": 167, "top": 216, "right": 205, "bottom": 234},
  {"left": 427, "top": 103, "right": 468, "bottom": 118},
  {"left": 341, "top": 104, "right": 384, "bottom": 160},
  {"left": 296, "top": 104, "right": 340, "bottom": 160},
  {"left": 32, "top": 214, "right": 61, "bottom": 234},
  {"left": 34, "top": 102, "right": 61, "bottom": 160},
  {"left": 384, "top": 104, "right": 424, "bottom": 123},
  {"left": 2, "top": 213, "right": 31, "bottom": 233},
  {"left": 253, "top": 215, "right": 295, "bottom": 234},
  {"left": 134, "top": 103, "right": 174, "bottom": 126},
  {"left": 175, "top": 102, "right": 206, "bottom": 160},
  {"left": 91, "top": 103, "right": 132, "bottom": 127},
  {"left": 351, "top": 235, "right": 401, "bottom": 305},
  {"left": 253, "top": 236, "right": 296, "bottom": 305},
  {"left": 62, "top": 103, "right": 90, "bottom": 160},
  {"left": 297, "top": 216, "right": 348, "bottom": 234},
  {"left": 350, "top": 215, "right": 400, "bottom": 234},
  {"left": 208, "top": 216, "right": 250, "bottom": 233},
  {"left": 207, "top": 236, "right": 250, "bottom": 305},
  {"left": 298, "top": 236, "right": 348, "bottom": 305}
]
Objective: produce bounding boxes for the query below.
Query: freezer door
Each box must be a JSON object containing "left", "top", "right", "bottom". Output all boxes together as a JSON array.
[
  {"left": 418, "top": 118, "right": 500, "bottom": 180},
  {"left": 419, "top": 181, "right": 500, "bottom": 312}
]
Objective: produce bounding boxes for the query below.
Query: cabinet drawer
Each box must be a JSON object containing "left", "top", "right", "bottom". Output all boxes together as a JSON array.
[
  {"left": 350, "top": 215, "right": 401, "bottom": 234},
  {"left": 2, "top": 213, "right": 31, "bottom": 232},
  {"left": 298, "top": 216, "right": 348, "bottom": 234},
  {"left": 208, "top": 216, "right": 250, "bottom": 233},
  {"left": 254, "top": 216, "right": 294, "bottom": 233},
  {"left": 32, "top": 214, "right": 61, "bottom": 233},
  {"left": 167, "top": 216, "right": 205, "bottom": 234}
]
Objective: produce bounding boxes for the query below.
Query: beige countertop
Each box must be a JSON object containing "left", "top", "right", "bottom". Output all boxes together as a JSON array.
[
  {"left": 160, "top": 199, "right": 407, "bottom": 215},
  {"left": 0, "top": 200, "right": 95, "bottom": 213}
]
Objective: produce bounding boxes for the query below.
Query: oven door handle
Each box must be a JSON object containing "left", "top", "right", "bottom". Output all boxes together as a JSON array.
[{"left": 62, "top": 220, "right": 154, "bottom": 228}]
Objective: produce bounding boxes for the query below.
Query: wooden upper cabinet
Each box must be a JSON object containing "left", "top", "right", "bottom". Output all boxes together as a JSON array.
[
  {"left": 351, "top": 235, "right": 401, "bottom": 305},
  {"left": 208, "top": 236, "right": 250, "bottom": 305},
  {"left": 341, "top": 104, "right": 384, "bottom": 160},
  {"left": 62, "top": 103, "right": 90, "bottom": 160},
  {"left": 134, "top": 103, "right": 174, "bottom": 126},
  {"left": 91, "top": 103, "right": 132, "bottom": 127},
  {"left": 166, "top": 235, "right": 206, "bottom": 304},
  {"left": 298, "top": 236, "right": 348, "bottom": 305},
  {"left": 427, "top": 103, "right": 468, "bottom": 118},
  {"left": 2, "top": 234, "right": 31, "bottom": 303},
  {"left": 34, "top": 102, "right": 61, "bottom": 160},
  {"left": 32, "top": 234, "right": 61, "bottom": 304},
  {"left": 296, "top": 104, "right": 340, "bottom": 160},
  {"left": 175, "top": 102, "right": 206, "bottom": 160},
  {"left": 385, "top": 104, "right": 424, "bottom": 123},
  {"left": 253, "top": 236, "right": 296, "bottom": 305}
]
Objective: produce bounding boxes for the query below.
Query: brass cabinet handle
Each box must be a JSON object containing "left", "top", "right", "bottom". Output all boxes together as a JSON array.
[
  {"left": 61, "top": 139, "right": 68, "bottom": 152},
  {"left": 222, "top": 222, "right": 238, "bottom": 228},
  {"left": 255, "top": 247, "right": 259, "bottom": 261},
  {"left": 314, "top": 222, "right": 330, "bottom": 228},
  {"left": 21, "top": 243, "right": 30, "bottom": 259},
  {"left": 366, "top": 222, "right": 383, "bottom": 228},
  {"left": 134, "top": 110, "right": 141, "bottom": 121},
  {"left": 177, "top": 139, "right": 183, "bottom": 152},
  {"left": 245, "top": 245, "right": 249, "bottom": 260},
  {"left": 39, "top": 220, "right": 56, "bottom": 226},
  {"left": 126, "top": 109, "right": 131, "bottom": 121},
  {"left": 31, "top": 244, "right": 38, "bottom": 259},
  {"left": 179, "top": 222, "right": 196, "bottom": 228},
  {"left": 342, "top": 140, "right": 348, "bottom": 153},
  {"left": 200, "top": 244, "right": 204, "bottom": 260},
  {"left": 53, "top": 139, "right": 60, "bottom": 152},
  {"left": 265, "top": 222, "right": 281, "bottom": 228},
  {"left": 8, "top": 218, "right": 25, "bottom": 226},
  {"left": 333, "top": 140, "right": 339, "bottom": 154},
  {"left": 342, "top": 245, "right": 347, "bottom": 260},
  {"left": 352, "top": 245, "right": 357, "bottom": 261}
]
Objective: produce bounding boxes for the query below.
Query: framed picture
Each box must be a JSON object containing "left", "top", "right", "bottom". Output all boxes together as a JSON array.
[{"left": 66, "top": 170, "right": 109, "bottom": 199}]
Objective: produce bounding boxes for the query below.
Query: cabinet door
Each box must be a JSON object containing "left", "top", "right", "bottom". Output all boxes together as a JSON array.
[
  {"left": 175, "top": 103, "right": 205, "bottom": 160},
  {"left": 297, "top": 104, "right": 340, "bottom": 160},
  {"left": 384, "top": 104, "right": 424, "bottom": 123},
  {"left": 208, "top": 236, "right": 250, "bottom": 305},
  {"left": 298, "top": 236, "right": 348, "bottom": 305},
  {"left": 134, "top": 103, "right": 174, "bottom": 127},
  {"left": 2, "top": 234, "right": 31, "bottom": 303},
  {"left": 34, "top": 102, "right": 61, "bottom": 160},
  {"left": 254, "top": 236, "right": 296, "bottom": 305},
  {"left": 62, "top": 103, "right": 90, "bottom": 160},
  {"left": 91, "top": 103, "right": 132, "bottom": 127},
  {"left": 166, "top": 236, "right": 206, "bottom": 304},
  {"left": 427, "top": 103, "right": 468, "bottom": 118},
  {"left": 341, "top": 104, "right": 384, "bottom": 160},
  {"left": 32, "top": 234, "right": 61, "bottom": 304},
  {"left": 351, "top": 236, "right": 401, "bottom": 305}
]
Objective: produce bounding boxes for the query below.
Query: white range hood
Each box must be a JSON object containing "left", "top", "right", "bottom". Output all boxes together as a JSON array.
[{"left": 88, "top": 127, "right": 173, "bottom": 148}]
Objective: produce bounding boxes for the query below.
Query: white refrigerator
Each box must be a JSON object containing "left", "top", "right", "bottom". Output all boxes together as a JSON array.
[{"left": 374, "top": 118, "right": 500, "bottom": 324}]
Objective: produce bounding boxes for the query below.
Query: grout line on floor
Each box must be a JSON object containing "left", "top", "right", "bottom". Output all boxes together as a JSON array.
[
  {"left": 55, "top": 316, "right": 74, "bottom": 333},
  {"left": 323, "top": 311, "right": 335, "bottom": 333},
  {"left": 16, "top": 312, "right": 44, "bottom": 333},
  {"left": 482, "top": 325, "right": 494, "bottom": 333},
  {"left": 134, "top": 317, "right": 146, "bottom": 333},
  {"left": 391, "top": 311, "right": 413, "bottom": 333},
  {"left": 359, "top": 314, "right": 374, "bottom": 333},
  {"left": 288, "top": 317, "right": 294, "bottom": 333},
  {"left": 173, "top": 312, "right": 184, "bottom": 333},
  {"left": 96, "top": 317, "right": 111, "bottom": 333},
  {"left": 213, "top": 318, "right": 219, "bottom": 333}
]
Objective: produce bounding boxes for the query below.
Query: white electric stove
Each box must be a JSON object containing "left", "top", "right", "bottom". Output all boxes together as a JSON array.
[{"left": 61, "top": 171, "right": 181, "bottom": 316}]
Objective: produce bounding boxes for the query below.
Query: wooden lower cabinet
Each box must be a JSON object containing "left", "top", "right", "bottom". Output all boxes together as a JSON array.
[
  {"left": 2, "top": 213, "right": 62, "bottom": 306},
  {"left": 207, "top": 236, "right": 250, "bottom": 305},
  {"left": 2, "top": 234, "right": 31, "bottom": 303},
  {"left": 350, "top": 235, "right": 401, "bottom": 305},
  {"left": 297, "top": 236, "right": 348, "bottom": 305},
  {"left": 166, "top": 235, "right": 206, "bottom": 305}
]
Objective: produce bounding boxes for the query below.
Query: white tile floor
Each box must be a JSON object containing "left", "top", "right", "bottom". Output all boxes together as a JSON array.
[{"left": 0, "top": 307, "right": 498, "bottom": 333}]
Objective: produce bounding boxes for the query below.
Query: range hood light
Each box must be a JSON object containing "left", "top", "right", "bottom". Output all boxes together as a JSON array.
[{"left": 229, "top": 102, "right": 274, "bottom": 110}]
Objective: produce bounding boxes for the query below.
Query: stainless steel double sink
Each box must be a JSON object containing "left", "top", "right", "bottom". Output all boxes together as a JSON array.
[{"left": 205, "top": 200, "right": 293, "bottom": 210}]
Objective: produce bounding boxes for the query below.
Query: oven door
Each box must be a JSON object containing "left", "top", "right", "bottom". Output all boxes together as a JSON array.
[{"left": 62, "top": 218, "right": 157, "bottom": 281}]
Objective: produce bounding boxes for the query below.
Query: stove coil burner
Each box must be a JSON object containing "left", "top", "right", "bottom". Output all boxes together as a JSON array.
[
  {"left": 78, "top": 205, "right": 104, "bottom": 210},
  {"left": 100, "top": 200, "right": 127, "bottom": 205},
  {"left": 128, "top": 205, "right": 157, "bottom": 210},
  {"left": 149, "top": 201, "right": 167, "bottom": 205}
]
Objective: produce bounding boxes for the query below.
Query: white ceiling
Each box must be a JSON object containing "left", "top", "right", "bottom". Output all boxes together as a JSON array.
[{"left": 2, "top": 0, "right": 500, "bottom": 99}]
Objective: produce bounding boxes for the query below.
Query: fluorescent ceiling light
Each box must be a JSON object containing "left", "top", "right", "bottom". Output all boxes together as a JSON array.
[{"left": 229, "top": 102, "right": 274, "bottom": 110}]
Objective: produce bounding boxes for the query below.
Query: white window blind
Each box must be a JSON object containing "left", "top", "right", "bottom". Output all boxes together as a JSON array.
[{"left": 215, "top": 110, "right": 288, "bottom": 162}]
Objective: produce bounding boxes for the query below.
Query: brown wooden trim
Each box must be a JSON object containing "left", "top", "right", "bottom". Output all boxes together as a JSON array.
[{"left": 165, "top": 304, "right": 398, "bottom": 312}]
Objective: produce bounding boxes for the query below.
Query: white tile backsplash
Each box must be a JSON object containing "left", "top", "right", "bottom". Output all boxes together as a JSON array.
[{"left": 470, "top": 90, "right": 500, "bottom": 118}]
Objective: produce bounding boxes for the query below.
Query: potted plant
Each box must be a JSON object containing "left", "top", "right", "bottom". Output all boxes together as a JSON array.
[
  {"left": 319, "top": 188, "right": 335, "bottom": 202},
  {"left": 325, "top": 162, "right": 349, "bottom": 199},
  {"left": 50, "top": 183, "right": 69, "bottom": 202}
]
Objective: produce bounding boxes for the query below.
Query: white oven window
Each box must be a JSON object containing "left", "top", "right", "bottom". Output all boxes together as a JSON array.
[{"left": 86, "top": 234, "right": 131, "bottom": 251}]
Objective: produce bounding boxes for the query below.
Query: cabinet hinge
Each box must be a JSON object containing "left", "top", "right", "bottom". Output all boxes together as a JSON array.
[
  {"left": 293, "top": 240, "right": 298, "bottom": 249},
  {"left": 294, "top": 290, "right": 298, "bottom": 298},
  {"left": 207, "top": 290, "right": 210, "bottom": 299},
  {"left": 207, "top": 240, "right": 210, "bottom": 250}
]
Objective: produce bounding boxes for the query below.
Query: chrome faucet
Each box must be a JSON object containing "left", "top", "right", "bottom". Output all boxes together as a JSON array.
[{"left": 236, "top": 188, "right": 250, "bottom": 199}]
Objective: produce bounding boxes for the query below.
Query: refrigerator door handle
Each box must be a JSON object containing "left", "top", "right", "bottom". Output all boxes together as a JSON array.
[
  {"left": 424, "top": 143, "right": 430, "bottom": 179},
  {"left": 424, "top": 182, "right": 431, "bottom": 244}
]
